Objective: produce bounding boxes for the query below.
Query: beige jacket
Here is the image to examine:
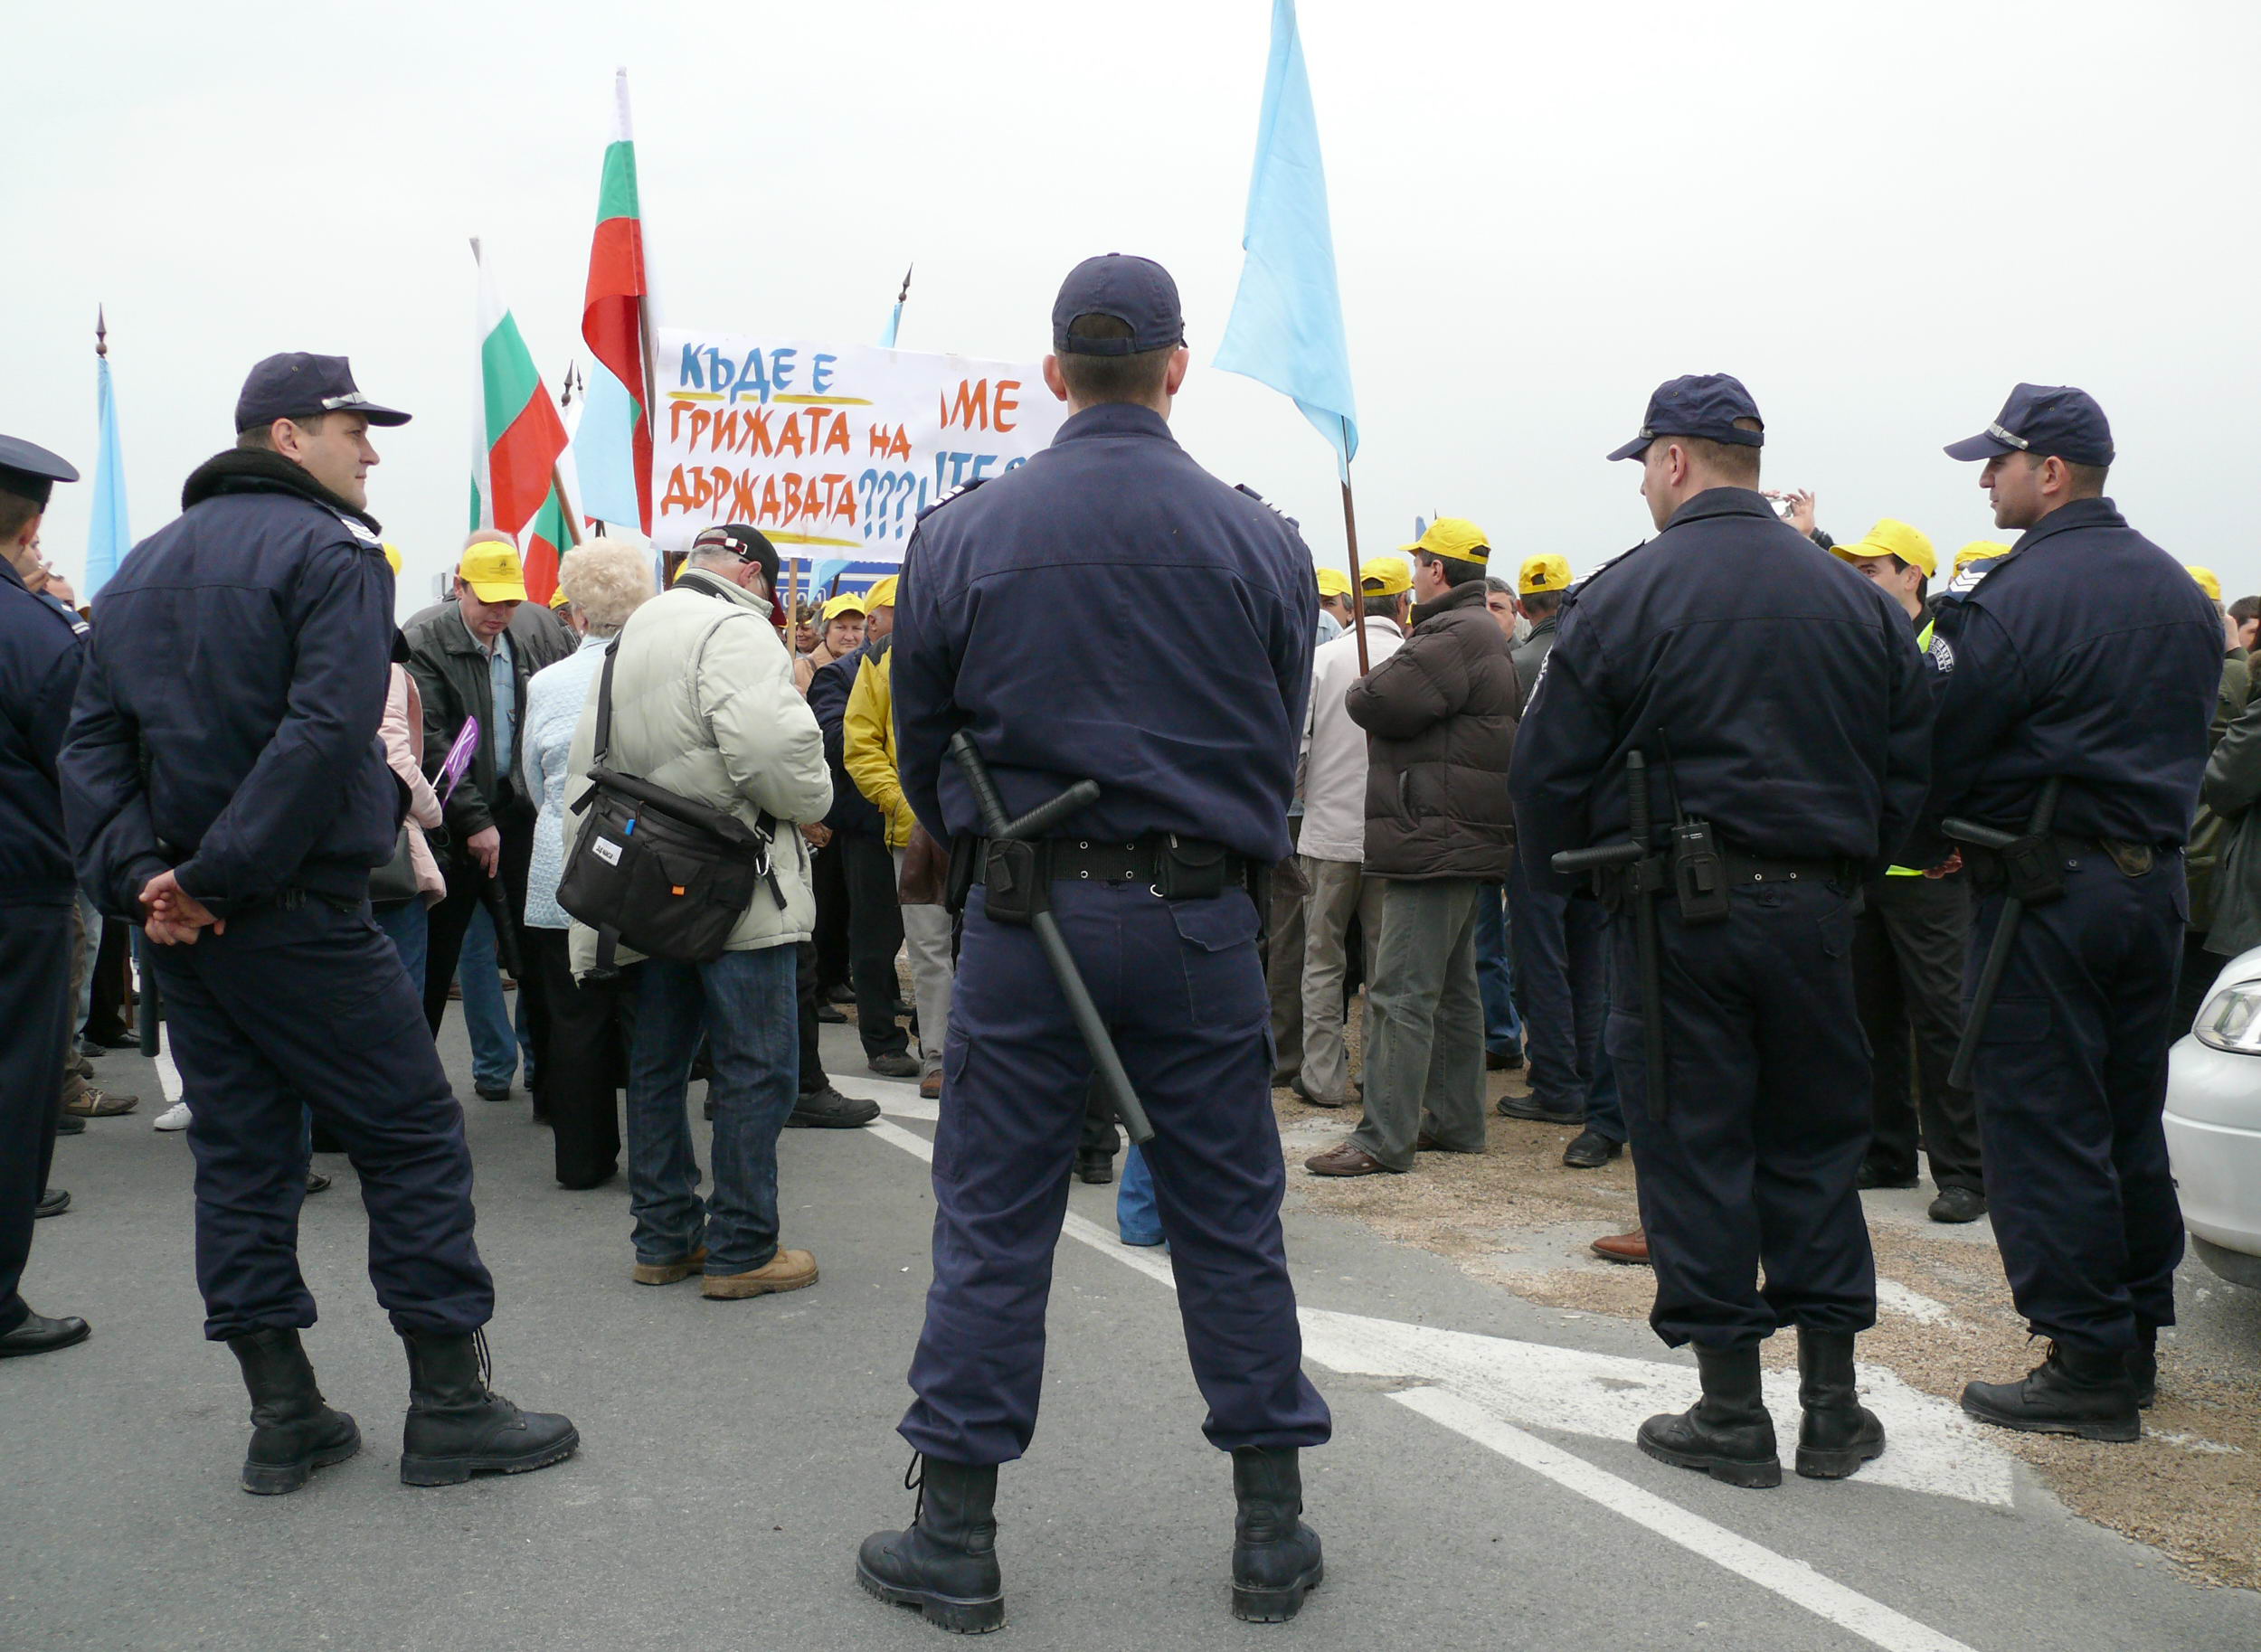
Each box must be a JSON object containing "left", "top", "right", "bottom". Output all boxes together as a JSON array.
[
  {"left": 566, "top": 571, "right": 832, "bottom": 973},
  {"left": 381, "top": 666, "right": 446, "bottom": 904}
]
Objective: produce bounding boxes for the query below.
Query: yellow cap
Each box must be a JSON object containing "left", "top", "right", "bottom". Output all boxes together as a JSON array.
[
  {"left": 1954, "top": 540, "right": 2013, "bottom": 571},
  {"left": 1518, "top": 553, "right": 1572, "bottom": 597},
  {"left": 1400, "top": 517, "right": 1490, "bottom": 565},
  {"left": 1831, "top": 518, "right": 1937, "bottom": 581},
  {"left": 822, "top": 590, "right": 869, "bottom": 620},
  {"left": 458, "top": 542, "right": 528, "bottom": 604},
  {"left": 382, "top": 542, "right": 402, "bottom": 578},
  {"left": 1314, "top": 567, "right": 1354, "bottom": 599},
  {"left": 1359, "top": 555, "right": 1413, "bottom": 597},
  {"left": 864, "top": 574, "right": 901, "bottom": 610},
  {"left": 549, "top": 583, "right": 572, "bottom": 610},
  {"left": 2190, "top": 565, "right": 2223, "bottom": 604}
]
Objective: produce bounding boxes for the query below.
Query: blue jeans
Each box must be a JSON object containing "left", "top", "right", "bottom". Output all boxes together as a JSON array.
[
  {"left": 458, "top": 905, "right": 531, "bottom": 1090},
  {"left": 1474, "top": 882, "right": 1523, "bottom": 1057},
  {"left": 1116, "top": 1145, "right": 1163, "bottom": 1245},
  {"left": 1586, "top": 994, "right": 1626, "bottom": 1143},
  {"left": 1508, "top": 857, "right": 1607, "bottom": 1112},
  {"left": 372, "top": 899, "right": 430, "bottom": 998},
  {"left": 627, "top": 944, "right": 799, "bottom": 1275}
]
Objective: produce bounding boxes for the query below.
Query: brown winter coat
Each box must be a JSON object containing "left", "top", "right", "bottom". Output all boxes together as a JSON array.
[{"left": 1345, "top": 580, "right": 1518, "bottom": 880}]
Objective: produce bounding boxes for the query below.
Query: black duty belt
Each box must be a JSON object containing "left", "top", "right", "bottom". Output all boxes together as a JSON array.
[
  {"left": 1965, "top": 834, "right": 2158, "bottom": 881},
  {"left": 1718, "top": 853, "right": 1857, "bottom": 888},
  {"left": 970, "top": 835, "right": 1249, "bottom": 892}
]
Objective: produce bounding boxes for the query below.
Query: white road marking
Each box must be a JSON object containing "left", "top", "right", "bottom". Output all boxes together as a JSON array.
[
  {"left": 1392, "top": 1388, "right": 1982, "bottom": 1652},
  {"left": 152, "top": 1032, "right": 183, "bottom": 1104},
  {"left": 856, "top": 1083, "right": 2002, "bottom": 1651},
  {"left": 1875, "top": 1278, "right": 1957, "bottom": 1326},
  {"left": 1298, "top": 1308, "right": 2013, "bottom": 1507}
]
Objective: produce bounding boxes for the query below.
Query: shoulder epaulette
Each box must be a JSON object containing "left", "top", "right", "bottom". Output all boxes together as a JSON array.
[
  {"left": 915, "top": 476, "right": 990, "bottom": 525},
  {"left": 1234, "top": 483, "right": 1301, "bottom": 533},
  {"left": 1564, "top": 539, "right": 1648, "bottom": 602}
]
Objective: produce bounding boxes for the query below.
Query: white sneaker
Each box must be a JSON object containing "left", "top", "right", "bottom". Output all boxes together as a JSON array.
[{"left": 153, "top": 1100, "right": 192, "bottom": 1132}]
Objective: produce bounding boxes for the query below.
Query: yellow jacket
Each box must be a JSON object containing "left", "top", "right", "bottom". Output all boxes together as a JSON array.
[{"left": 843, "top": 641, "right": 915, "bottom": 848}]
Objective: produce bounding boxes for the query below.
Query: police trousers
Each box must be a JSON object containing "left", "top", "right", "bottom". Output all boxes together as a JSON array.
[
  {"left": 900, "top": 880, "right": 1332, "bottom": 1466},
  {"left": 1971, "top": 854, "right": 2184, "bottom": 1350},
  {"left": 0, "top": 901, "right": 72, "bottom": 1337},
  {"left": 151, "top": 897, "right": 494, "bottom": 1341},
  {"left": 1610, "top": 879, "right": 1876, "bottom": 1349}
]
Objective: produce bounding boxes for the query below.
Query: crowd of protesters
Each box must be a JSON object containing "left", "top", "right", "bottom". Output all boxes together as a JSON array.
[{"left": 1, "top": 359, "right": 2243, "bottom": 1528}]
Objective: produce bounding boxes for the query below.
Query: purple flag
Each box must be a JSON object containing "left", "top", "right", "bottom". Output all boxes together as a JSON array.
[{"left": 440, "top": 716, "right": 480, "bottom": 802}]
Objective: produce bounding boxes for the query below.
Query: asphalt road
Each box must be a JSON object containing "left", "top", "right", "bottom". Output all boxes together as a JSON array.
[{"left": 7, "top": 1011, "right": 2259, "bottom": 1652}]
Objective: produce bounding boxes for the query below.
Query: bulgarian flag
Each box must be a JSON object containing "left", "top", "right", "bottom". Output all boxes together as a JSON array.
[
  {"left": 468, "top": 241, "right": 571, "bottom": 601},
  {"left": 575, "top": 68, "right": 653, "bottom": 534}
]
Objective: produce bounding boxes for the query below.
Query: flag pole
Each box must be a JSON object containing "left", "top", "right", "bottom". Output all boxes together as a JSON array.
[
  {"left": 553, "top": 364, "right": 585, "bottom": 547},
  {"left": 1339, "top": 418, "right": 1368, "bottom": 675}
]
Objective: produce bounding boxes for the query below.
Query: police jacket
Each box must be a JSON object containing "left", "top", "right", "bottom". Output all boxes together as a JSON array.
[
  {"left": 1912, "top": 497, "right": 2220, "bottom": 863},
  {"left": 61, "top": 449, "right": 399, "bottom": 920},
  {"left": 809, "top": 640, "right": 886, "bottom": 840},
  {"left": 1509, "top": 613, "right": 1557, "bottom": 715},
  {"left": 0, "top": 558, "right": 87, "bottom": 907},
  {"left": 1509, "top": 486, "right": 1934, "bottom": 884},
  {"left": 893, "top": 401, "right": 1314, "bottom": 864},
  {"left": 401, "top": 600, "right": 570, "bottom": 855},
  {"left": 1345, "top": 581, "right": 1518, "bottom": 880}
]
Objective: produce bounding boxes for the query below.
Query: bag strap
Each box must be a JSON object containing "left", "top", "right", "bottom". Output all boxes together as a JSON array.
[{"left": 592, "top": 639, "right": 618, "bottom": 766}]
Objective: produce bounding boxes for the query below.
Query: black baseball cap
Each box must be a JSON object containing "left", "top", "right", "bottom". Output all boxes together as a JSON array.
[
  {"left": 1607, "top": 373, "right": 1765, "bottom": 463},
  {"left": 234, "top": 353, "right": 412, "bottom": 433},
  {"left": 1052, "top": 254, "right": 1187, "bottom": 355},
  {"left": 691, "top": 523, "right": 780, "bottom": 593},
  {"left": 0, "top": 433, "right": 79, "bottom": 509},
  {"left": 1944, "top": 383, "right": 2114, "bottom": 467}
]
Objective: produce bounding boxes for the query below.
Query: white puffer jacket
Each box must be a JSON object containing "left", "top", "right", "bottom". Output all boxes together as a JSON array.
[{"left": 566, "top": 571, "right": 832, "bottom": 975}]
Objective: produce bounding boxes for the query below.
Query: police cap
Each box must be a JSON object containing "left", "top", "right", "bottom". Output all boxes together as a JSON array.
[
  {"left": 1052, "top": 254, "right": 1186, "bottom": 355},
  {"left": 1944, "top": 382, "right": 2114, "bottom": 467},
  {"left": 1608, "top": 373, "right": 1764, "bottom": 463},
  {"left": 0, "top": 434, "right": 80, "bottom": 510},
  {"left": 235, "top": 353, "right": 412, "bottom": 433}
]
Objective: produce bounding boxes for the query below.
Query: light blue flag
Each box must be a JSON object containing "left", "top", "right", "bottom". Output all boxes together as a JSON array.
[
  {"left": 1214, "top": 0, "right": 1358, "bottom": 479},
  {"left": 85, "top": 353, "right": 130, "bottom": 597},
  {"left": 880, "top": 264, "right": 913, "bottom": 349}
]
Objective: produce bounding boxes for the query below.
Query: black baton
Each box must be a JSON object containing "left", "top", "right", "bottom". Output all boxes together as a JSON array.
[
  {"left": 1944, "top": 776, "right": 2063, "bottom": 1090},
  {"left": 1552, "top": 750, "right": 1669, "bottom": 1121},
  {"left": 479, "top": 873, "right": 524, "bottom": 981},
  {"left": 948, "top": 732, "right": 1155, "bottom": 1147}
]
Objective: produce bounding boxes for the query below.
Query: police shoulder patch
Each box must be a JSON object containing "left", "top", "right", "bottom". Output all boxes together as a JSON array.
[
  {"left": 915, "top": 477, "right": 989, "bottom": 525},
  {"left": 1927, "top": 633, "right": 1956, "bottom": 674}
]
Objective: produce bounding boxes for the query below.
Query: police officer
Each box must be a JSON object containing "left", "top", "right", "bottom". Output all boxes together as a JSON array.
[
  {"left": 856, "top": 256, "right": 1330, "bottom": 1629},
  {"left": 1509, "top": 374, "right": 1933, "bottom": 1489},
  {"left": 60, "top": 354, "right": 575, "bottom": 1493},
  {"left": 1923, "top": 385, "right": 2218, "bottom": 1440},
  {"left": 0, "top": 435, "right": 91, "bottom": 1360}
]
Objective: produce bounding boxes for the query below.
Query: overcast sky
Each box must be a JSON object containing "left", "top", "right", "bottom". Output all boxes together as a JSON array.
[{"left": 14, "top": 1, "right": 2260, "bottom": 617}]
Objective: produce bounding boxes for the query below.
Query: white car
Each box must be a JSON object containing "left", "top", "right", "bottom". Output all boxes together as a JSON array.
[{"left": 2166, "top": 945, "right": 2261, "bottom": 1289}]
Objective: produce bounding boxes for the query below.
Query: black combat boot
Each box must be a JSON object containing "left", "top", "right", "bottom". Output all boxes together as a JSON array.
[
  {"left": 1231, "top": 1446, "right": 1324, "bottom": 1622},
  {"left": 1793, "top": 1328, "right": 1886, "bottom": 1479},
  {"left": 2128, "top": 1324, "right": 2158, "bottom": 1410},
  {"left": 227, "top": 1327, "right": 361, "bottom": 1496},
  {"left": 397, "top": 1329, "right": 580, "bottom": 1486},
  {"left": 1637, "top": 1344, "right": 1782, "bottom": 1488},
  {"left": 1960, "top": 1340, "right": 2139, "bottom": 1442},
  {"left": 857, "top": 1456, "right": 1005, "bottom": 1633}
]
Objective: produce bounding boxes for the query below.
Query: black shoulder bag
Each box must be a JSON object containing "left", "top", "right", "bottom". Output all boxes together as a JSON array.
[{"left": 555, "top": 643, "right": 784, "bottom": 973}]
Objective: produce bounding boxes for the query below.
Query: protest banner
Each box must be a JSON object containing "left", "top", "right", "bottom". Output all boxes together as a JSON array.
[{"left": 649, "top": 328, "right": 1066, "bottom": 556}]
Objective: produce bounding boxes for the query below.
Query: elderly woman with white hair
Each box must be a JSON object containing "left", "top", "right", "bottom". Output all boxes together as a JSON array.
[{"left": 518, "top": 539, "right": 657, "bottom": 1188}]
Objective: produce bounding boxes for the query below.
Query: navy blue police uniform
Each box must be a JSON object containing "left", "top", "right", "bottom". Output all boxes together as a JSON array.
[
  {"left": 60, "top": 360, "right": 496, "bottom": 1345},
  {"left": 886, "top": 281, "right": 1331, "bottom": 1474},
  {"left": 1919, "top": 387, "right": 2218, "bottom": 1385},
  {"left": 1510, "top": 379, "right": 1934, "bottom": 1363},
  {"left": 0, "top": 436, "right": 90, "bottom": 1357}
]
